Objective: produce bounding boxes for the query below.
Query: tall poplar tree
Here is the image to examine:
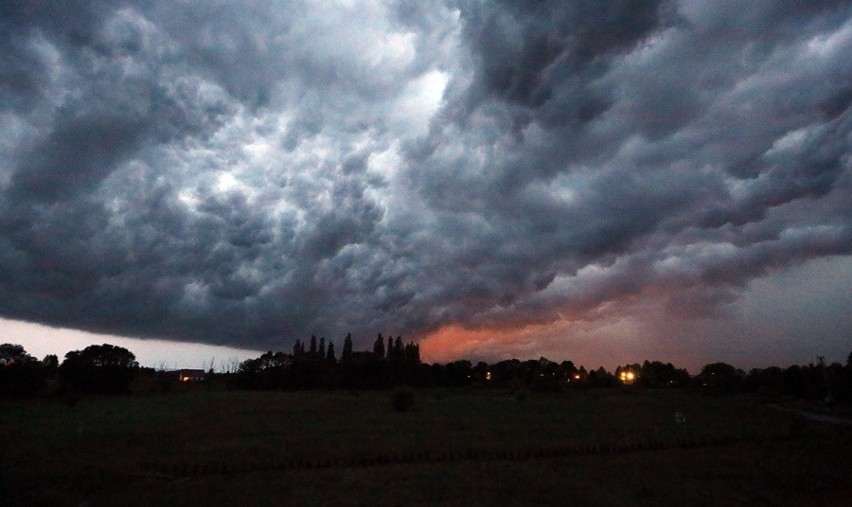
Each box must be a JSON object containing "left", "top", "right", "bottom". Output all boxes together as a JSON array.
[
  {"left": 373, "top": 334, "right": 385, "bottom": 359},
  {"left": 342, "top": 333, "right": 353, "bottom": 360}
]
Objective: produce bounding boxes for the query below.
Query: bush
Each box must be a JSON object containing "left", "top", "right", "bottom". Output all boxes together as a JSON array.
[
  {"left": 390, "top": 387, "right": 415, "bottom": 411},
  {"left": 59, "top": 344, "right": 139, "bottom": 394}
]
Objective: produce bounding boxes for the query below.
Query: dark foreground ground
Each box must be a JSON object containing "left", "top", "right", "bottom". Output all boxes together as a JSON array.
[{"left": 2, "top": 388, "right": 850, "bottom": 506}]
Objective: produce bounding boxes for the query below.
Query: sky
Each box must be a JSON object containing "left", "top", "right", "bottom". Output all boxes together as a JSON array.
[{"left": 1, "top": 1, "right": 850, "bottom": 373}]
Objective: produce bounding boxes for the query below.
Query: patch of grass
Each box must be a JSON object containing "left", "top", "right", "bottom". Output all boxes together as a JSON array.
[
  {"left": 1, "top": 389, "right": 850, "bottom": 505},
  {"left": 390, "top": 387, "right": 415, "bottom": 411}
]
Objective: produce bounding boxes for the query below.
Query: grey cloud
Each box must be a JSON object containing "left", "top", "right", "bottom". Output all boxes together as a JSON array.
[
  {"left": 460, "top": 0, "right": 664, "bottom": 107},
  {"left": 10, "top": 115, "right": 148, "bottom": 201},
  {"left": 394, "top": 0, "right": 851, "bottom": 330},
  {"left": 0, "top": 1, "right": 850, "bottom": 357}
]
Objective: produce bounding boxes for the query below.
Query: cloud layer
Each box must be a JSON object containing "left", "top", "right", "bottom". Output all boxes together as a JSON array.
[{"left": 1, "top": 1, "right": 850, "bottom": 362}]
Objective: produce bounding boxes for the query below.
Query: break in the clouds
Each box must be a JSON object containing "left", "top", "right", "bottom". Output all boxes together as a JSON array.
[{"left": 1, "top": 1, "right": 850, "bottom": 367}]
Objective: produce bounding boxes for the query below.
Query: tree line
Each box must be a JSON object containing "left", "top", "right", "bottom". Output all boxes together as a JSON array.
[
  {"left": 0, "top": 343, "right": 138, "bottom": 397},
  {"left": 233, "top": 333, "right": 423, "bottom": 389},
  {"left": 1, "top": 340, "right": 851, "bottom": 404}
]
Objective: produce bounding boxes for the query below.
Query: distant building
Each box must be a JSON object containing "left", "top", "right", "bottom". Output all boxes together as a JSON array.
[{"left": 177, "top": 369, "right": 207, "bottom": 382}]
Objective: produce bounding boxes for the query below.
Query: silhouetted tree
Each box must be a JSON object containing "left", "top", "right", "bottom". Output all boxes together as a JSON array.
[
  {"left": 42, "top": 354, "right": 59, "bottom": 369},
  {"left": 637, "top": 361, "right": 690, "bottom": 388},
  {"left": 588, "top": 366, "right": 617, "bottom": 387},
  {"left": 68, "top": 344, "right": 138, "bottom": 368},
  {"left": 309, "top": 335, "right": 318, "bottom": 356},
  {"left": 404, "top": 342, "right": 420, "bottom": 365},
  {"left": 444, "top": 360, "right": 473, "bottom": 386},
  {"left": 0, "top": 344, "right": 35, "bottom": 366},
  {"left": 266, "top": 351, "right": 291, "bottom": 369},
  {"left": 473, "top": 361, "right": 489, "bottom": 382},
  {"left": 699, "top": 362, "right": 744, "bottom": 393},
  {"left": 60, "top": 344, "right": 139, "bottom": 394},
  {"left": 531, "top": 357, "right": 563, "bottom": 391},
  {"left": 319, "top": 337, "right": 326, "bottom": 359},
  {"left": 235, "top": 351, "right": 295, "bottom": 390},
  {"left": 0, "top": 344, "right": 44, "bottom": 398},
  {"left": 326, "top": 342, "right": 336, "bottom": 362},
  {"left": 373, "top": 334, "right": 385, "bottom": 359},
  {"left": 745, "top": 366, "right": 784, "bottom": 394},
  {"left": 489, "top": 359, "right": 521, "bottom": 385},
  {"left": 781, "top": 363, "right": 825, "bottom": 399},
  {"left": 559, "top": 360, "right": 577, "bottom": 376},
  {"left": 844, "top": 351, "right": 852, "bottom": 401},
  {"left": 393, "top": 337, "right": 403, "bottom": 360},
  {"left": 342, "top": 333, "right": 353, "bottom": 360}
]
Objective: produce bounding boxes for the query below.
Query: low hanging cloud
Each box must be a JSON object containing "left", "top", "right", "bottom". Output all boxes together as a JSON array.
[{"left": 1, "top": 1, "right": 850, "bottom": 361}]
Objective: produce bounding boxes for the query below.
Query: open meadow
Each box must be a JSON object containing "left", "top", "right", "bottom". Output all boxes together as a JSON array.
[{"left": 2, "top": 388, "right": 851, "bottom": 506}]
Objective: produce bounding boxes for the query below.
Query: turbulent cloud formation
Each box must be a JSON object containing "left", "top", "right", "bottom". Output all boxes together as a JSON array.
[{"left": 1, "top": 1, "right": 850, "bottom": 365}]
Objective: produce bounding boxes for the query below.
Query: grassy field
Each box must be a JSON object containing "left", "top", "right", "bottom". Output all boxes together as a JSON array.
[{"left": 1, "top": 387, "right": 850, "bottom": 506}]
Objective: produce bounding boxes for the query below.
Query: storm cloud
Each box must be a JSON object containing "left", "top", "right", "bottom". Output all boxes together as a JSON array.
[{"left": 1, "top": 1, "right": 850, "bottom": 364}]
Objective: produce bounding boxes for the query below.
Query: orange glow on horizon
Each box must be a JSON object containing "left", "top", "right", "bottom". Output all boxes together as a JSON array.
[
  {"left": 418, "top": 322, "right": 558, "bottom": 364},
  {"left": 417, "top": 314, "right": 705, "bottom": 374},
  {"left": 418, "top": 325, "right": 502, "bottom": 363}
]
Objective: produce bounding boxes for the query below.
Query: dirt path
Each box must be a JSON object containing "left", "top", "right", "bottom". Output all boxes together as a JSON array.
[{"left": 769, "top": 404, "right": 852, "bottom": 426}]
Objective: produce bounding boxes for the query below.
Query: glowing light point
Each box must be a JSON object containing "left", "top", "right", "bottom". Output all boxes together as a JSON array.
[{"left": 619, "top": 371, "right": 636, "bottom": 384}]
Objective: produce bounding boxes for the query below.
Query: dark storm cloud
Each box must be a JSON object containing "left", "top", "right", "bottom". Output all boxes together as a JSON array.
[
  {"left": 1, "top": 1, "right": 850, "bottom": 354},
  {"left": 394, "top": 0, "right": 851, "bottom": 339}
]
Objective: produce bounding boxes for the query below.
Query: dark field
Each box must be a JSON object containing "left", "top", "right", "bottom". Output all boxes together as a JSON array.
[{"left": 2, "top": 388, "right": 851, "bottom": 506}]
